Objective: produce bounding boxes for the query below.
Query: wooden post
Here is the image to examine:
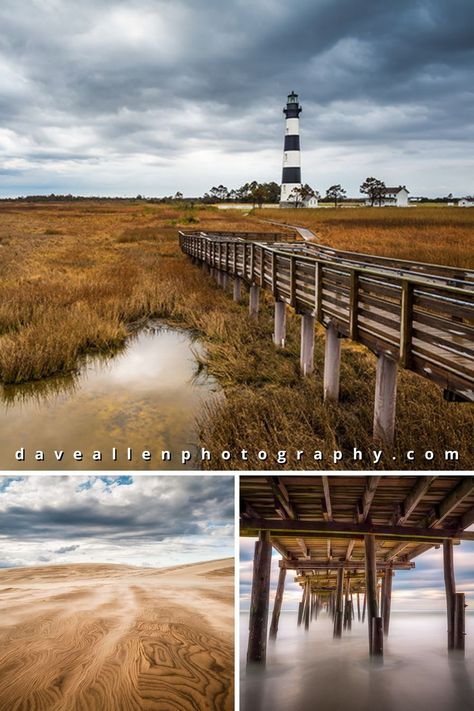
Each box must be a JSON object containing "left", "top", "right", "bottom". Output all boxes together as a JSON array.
[
  {"left": 222, "top": 272, "right": 228, "bottom": 291},
  {"left": 373, "top": 353, "right": 398, "bottom": 446},
  {"left": 247, "top": 531, "right": 272, "bottom": 664},
  {"left": 372, "top": 617, "right": 384, "bottom": 656},
  {"left": 233, "top": 276, "right": 242, "bottom": 302},
  {"left": 365, "top": 534, "right": 382, "bottom": 656},
  {"left": 362, "top": 593, "right": 366, "bottom": 623},
  {"left": 249, "top": 284, "right": 260, "bottom": 319},
  {"left": 274, "top": 300, "right": 286, "bottom": 347},
  {"left": 443, "top": 539, "right": 456, "bottom": 651},
  {"left": 344, "top": 573, "right": 350, "bottom": 630},
  {"left": 324, "top": 322, "right": 341, "bottom": 401},
  {"left": 303, "top": 581, "right": 310, "bottom": 631},
  {"left": 334, "top": 568, "right": 344, "bottom": 638},
  {"left": 300, "top": 313, "right": 315, "bottom": 376},
  {"left": 297, "top": 591, "right": 304, "bottom": 627},
  {"left": 269, "top": 567, "right": 286, "bottom": 640},
  {"left": 383, "top": 568, "right": 393, "bottom": 636},
  {"left": 454, "top": 593, "right": 466, "bottom": 652},
  {"left": 357, "top": 592, "right": 361, "bottom": 622},
  {"left": 400, "top": 280, "right": 414, "bottom": 368}
]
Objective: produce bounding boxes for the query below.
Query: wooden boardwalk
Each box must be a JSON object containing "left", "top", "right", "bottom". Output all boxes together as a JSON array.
[
  {"left": 241, "top": 475, "right": 474, "bottom": 660},
  {"left": 180, "top": 229, "right": 474, "bottom": 444}
]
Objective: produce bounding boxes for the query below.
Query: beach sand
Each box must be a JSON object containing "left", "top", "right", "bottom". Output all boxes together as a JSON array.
[{"left": 0, "top": 559, "right": 234, "bottom": 710}]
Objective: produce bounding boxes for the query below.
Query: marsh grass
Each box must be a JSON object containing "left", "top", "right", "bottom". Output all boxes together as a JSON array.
[{"left": 0, "top": 200, "right": 472, "bottom": 469}]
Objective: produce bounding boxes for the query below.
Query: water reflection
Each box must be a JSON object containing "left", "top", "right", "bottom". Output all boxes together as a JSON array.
[
  {"left": 241, "top": 611, "right": 474, "bottom": 711},
  {"left": 0, "top": 323, "right": 217, "bottom": 470}
]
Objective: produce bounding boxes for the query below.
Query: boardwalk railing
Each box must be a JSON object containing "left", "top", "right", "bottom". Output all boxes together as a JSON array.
[{"left": 179, "top": 230, "right": 474, "bottom": 443}]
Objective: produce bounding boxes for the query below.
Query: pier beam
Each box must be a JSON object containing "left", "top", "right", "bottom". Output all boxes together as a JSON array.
[
  {"left": 454, "top": 593, "right": 466, "bottom": 652},
  {"left": 300, "top": 314, "right": 315, "bottom": 376},
  {"left": 365, "top": 534, "right": 382, "bottom": 656},
  {"left": 333, "top": 568, "right": 344, "bottom": 638},
  {"left": 233, "top": 276, "right": 242, "bottom": 302},
  {"left": 269, "top": 567, "right": 286, "bottom": 640},
  {"left": 247, "top": 531, "right": 272, "bottom": 664},
  {"left": 273, "top": 300, "right": 287, "bottom": 347},
  {"left": 249, "top": 285, "right": 260, "bottom": 320},
  {"left": 443, "top": 539, "right": 456, "bottom": 651},
  {"left": 373, "top": 353, "right": 398, "bottom": 446},
  {"left": 323, "top": 322, "right": 341, "bottom": 401}
]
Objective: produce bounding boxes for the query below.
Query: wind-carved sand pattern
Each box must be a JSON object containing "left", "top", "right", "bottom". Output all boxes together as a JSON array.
[{"left": 0, "top": 559, "right": 234, "bottom": 710}]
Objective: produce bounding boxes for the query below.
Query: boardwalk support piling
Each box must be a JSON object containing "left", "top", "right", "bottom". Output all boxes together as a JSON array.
[
  {"left": 373, "top": 353, "right": 398, "bottom": 446},
  {"left": 372, "top": 617, "right": 384, "bottom": 656},
  {"left": 443, "top": 539, "right": 456, "bottom": 651},
  {"left": 274, "top": 300, "right": 286, "bottom": 347},
  {"left": 300, "top": 314, "right": 315, "bottom": 376},
  {"left": 233, "top": 276, "right": 242, "bottom": 302},
  {"left": 247, "top": 531, "right": 272, "bottom": 664},
  {"left": 269, "top": 567, "right": 286, "bottom": 640},
  {"left": 324, "top": 322, "right": 341, "bottom": 401},
  {"left": 249, "top": 285, "right": 260, "bottom": 319}
]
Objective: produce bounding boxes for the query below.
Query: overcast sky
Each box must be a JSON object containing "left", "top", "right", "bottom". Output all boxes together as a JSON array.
[
  {"left": 240, "top": 537, "right": 474, "bottom": 612},
  {"left": 1, "top": 0, "right": 473, "bottom": 198},
  {"left": 0, "top": 476, "right": 234, "bottom": 568}
]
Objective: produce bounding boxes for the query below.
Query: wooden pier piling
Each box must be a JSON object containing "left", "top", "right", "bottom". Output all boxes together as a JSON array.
[
  {"left": 383, "top": 568, "right": 393, "bottom": 636},
  {"left": 334, "top": 568, "right": 344, "bottom": 638},
  {"left": 247, "top": 531, "right": 272, "bottom": 664},
  {"left": 323, "top": 322, "right": 342, "bottom": 402},
  {"left": 454, "top": 593, "right": 466, "bottom": 652},
  {"left": 443, "top": 539, "right": 456, "bottom": 651},
  {"left": 365, "top": 534, "right": 382, "bottom": 656},
  {"left": 269, "top": 567, "right": 286, "bottom": 640}
]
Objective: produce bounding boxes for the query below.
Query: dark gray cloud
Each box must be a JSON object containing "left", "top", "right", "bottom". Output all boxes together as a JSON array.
[
  {"left": 0, "top": 0, "right": 473, "bottom": 196},
  {"left": 0, "top": 476, "right": 234, "bottom": 567}
]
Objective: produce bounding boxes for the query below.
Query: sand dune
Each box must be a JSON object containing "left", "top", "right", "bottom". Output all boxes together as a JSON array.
[{"left": 0, "top": 559, "right": 234, "bottom": 710}]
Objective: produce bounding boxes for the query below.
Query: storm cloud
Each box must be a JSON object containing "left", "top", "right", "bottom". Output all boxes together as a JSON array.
[
  {"left": 0, "top": 476, "right": 234, "bottom": 568},
  {"left": 0, "top": 0, "right": 473, "bottom": 196}
]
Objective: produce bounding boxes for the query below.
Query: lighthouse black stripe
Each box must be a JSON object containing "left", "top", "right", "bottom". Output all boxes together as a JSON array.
[
  {"left": 284, "top": 135, "right": 300, "bottom": 151},
  {"left": 282, "top": 167, "right": 301, "bottom": 183},
  {"left": 283, "top": 106, "right": 302, "bottom": 119}
]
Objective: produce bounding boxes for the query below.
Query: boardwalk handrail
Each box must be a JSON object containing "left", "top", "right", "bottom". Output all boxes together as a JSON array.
[{"left": 180, "top": 230, "right": 474, "bottom": 402}]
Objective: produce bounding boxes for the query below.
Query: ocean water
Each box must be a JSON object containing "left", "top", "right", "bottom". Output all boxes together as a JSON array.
[{"left": 241, "top": 611, "right": 474, "bottom": 711}]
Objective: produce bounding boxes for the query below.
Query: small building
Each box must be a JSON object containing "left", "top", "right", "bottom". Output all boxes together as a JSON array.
[
  {"left": 380, "top": 186, "right": 410, "bottom": 207},
  {"left": 459, "top": 198, "right": 474, "bottom": 207}
]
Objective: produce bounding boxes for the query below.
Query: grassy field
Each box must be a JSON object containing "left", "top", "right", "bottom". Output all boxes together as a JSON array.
[
  {"left": 261, "top": 206, "right": 474, "bottom": 268},
  {"left": 0, "top": 200, "right": 472, "bottom": 470}
]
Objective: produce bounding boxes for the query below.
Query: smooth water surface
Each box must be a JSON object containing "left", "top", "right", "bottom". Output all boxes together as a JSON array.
[
  {"left": 0, "top": 324, "right": 218, "bottom": 470},
  {"left": 241, "top": 611, "right": 474, "bottom": 711}
]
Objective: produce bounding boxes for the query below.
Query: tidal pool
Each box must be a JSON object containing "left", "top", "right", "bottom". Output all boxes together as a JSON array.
[{"left": 0, "top": 324, "right": 218, "bottom": 470}]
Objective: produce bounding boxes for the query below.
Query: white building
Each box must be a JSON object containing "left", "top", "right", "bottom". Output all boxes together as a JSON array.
[
  {"left": 380, "top": 186, "right": 410, "bottom": 207},
  {"left": 459, "top": 198, "right": 474, "bottom": 207}
]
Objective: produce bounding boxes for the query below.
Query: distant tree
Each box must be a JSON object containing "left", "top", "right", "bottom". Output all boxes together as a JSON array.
[
  {"left": 289, "top": 184, "right": 318, "bottom": 208},
  {"left": 360, "top": 177, "right": 386, "bottom": 206},
  {"left": 326, "top": 184, "right": 346, "bottom": 207},
  {"left": 209, "top": 185, "right": 230, "bottom": 202},
  {"left": 136, "top": 194, "right": 143, "bottom": 200},
  {"left": 174, "top": 191, "right": 183, "bottom": 200}
]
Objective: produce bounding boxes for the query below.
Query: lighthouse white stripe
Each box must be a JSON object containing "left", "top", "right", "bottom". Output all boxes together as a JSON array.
[
  {"left": 285, "top": 118, "right": 299, "bottom": 135},
  {"left": 283, "top": 150, "right": 301, "bottom": 167}
]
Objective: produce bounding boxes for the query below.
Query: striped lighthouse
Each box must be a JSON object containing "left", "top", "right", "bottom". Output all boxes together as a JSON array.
[{"left": 280, "top": 91, "right": 302, "bottom": 207}]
